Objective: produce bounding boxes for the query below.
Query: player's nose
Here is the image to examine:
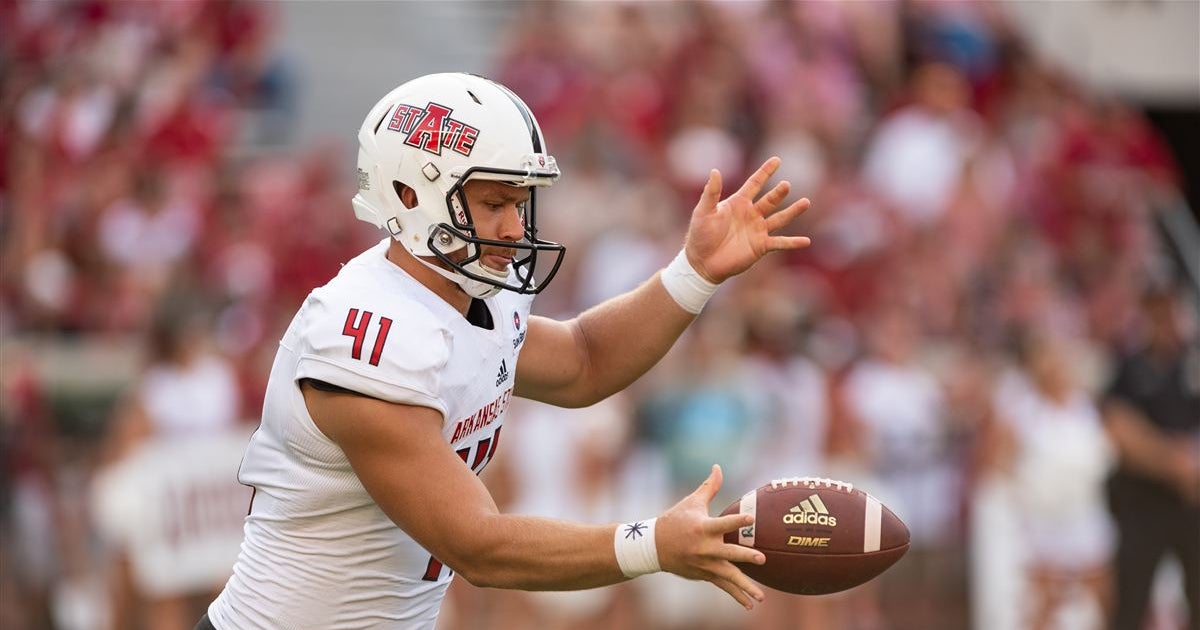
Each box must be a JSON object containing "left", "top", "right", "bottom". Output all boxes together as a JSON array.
[{"left": 497, "top": 203, "right": 524, "bottom": 242}]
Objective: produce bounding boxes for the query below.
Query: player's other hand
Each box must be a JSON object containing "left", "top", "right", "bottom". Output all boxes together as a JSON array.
[
  {"left": 684, "top": 156, "right": 813, "bottom": 284},
  {"left": 655, "top": 464, "right": 767, "bottom": 610}
]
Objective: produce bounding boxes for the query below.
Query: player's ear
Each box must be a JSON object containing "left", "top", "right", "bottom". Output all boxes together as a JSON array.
[{"left": 393, "top": 181, "right": 418, "bottom": 209}]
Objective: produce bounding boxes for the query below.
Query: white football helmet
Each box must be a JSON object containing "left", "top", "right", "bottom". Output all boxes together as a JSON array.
[{"left": 352, "top": 72, "right": 565, "bottom": 298}]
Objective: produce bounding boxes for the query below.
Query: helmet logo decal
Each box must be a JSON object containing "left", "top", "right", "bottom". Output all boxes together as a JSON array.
[{"left": 388, "top": 102, "right": 480, "bottom": 157}]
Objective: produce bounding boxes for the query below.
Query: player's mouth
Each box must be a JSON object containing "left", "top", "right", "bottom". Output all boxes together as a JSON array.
[{"left": 481, "top": 250, "right": 514, "bottom": 271}]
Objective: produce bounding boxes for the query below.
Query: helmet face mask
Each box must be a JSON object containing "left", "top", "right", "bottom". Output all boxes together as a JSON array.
[
  {"left": 431, "top": 170, "right": 565, "bottom": 296},
  {"left": 352, "top": 73, "right": 566, "bottom": 297}
]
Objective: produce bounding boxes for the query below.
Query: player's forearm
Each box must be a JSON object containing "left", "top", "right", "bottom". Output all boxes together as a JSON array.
[
  {"left": 1105, "top": 401, "right": 1181, "bottom": 480},
  {"left": 450, "top": 515, "right": 625, "bottom": 591},
  {"left": 567, "top": 272, "right": 695, "bottom": 405}
]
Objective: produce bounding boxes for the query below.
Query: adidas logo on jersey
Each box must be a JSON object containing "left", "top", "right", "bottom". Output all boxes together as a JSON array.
[
  {"left": 783, "top": 494, "right": 837, "bottom": 527},
  {"left": 495, "top": 360, "right": 510, "bottom": 386}
]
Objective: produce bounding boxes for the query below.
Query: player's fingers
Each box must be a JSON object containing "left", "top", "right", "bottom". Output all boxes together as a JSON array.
[
  {"left": 765, "top": 235, "right": 813, "bottom": 252},
  {"left": 704, "top": 512, "right": 754, "bottom": 536},
  {"left": 736, "top": 157, "right": 782, "bottom": 200},
  {"left": 716, "top": 560, "right": 766, "bottom": 604},
  {"left": 696, "top": 169, "right": 723, "bottom": 215},
  {"left": 690, "top": 464, "right": 724, "bottom": 505},
  {"left": 718, "top": 542, "right": 766, "bottom": 566},
  {"left": 753, "top": 180, "right": 790, "bottom": 216},
  {"left": 764, "top": 198, "right": 811, "bottom": 231},
  {"left": 710, "top": 562, "right": 765, "bottom": 608},
  {"left": 710, "top": 576, "right": 756, "bottom": 611}
]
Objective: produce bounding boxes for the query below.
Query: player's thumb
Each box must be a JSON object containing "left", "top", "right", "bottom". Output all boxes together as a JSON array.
[{"left": 691, "top": 464, "right": 723, "bottom": 506}]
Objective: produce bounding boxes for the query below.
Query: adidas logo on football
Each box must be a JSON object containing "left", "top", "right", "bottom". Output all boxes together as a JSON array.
[
  {"left": 783, "top": 494, "right": 838, "bottom": 527},
  {"left": 495, "top": 360, "right": 510, "bottom": 386}
]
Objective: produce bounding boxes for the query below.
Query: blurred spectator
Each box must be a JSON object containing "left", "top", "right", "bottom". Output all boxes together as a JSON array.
[
  {"left": 640, "top": 309, "right": 766, "bottom": 500},
  {"left": 745, "top": 2, "right": 883, "bottom": 149},
  {"left": 737, "top": 264, "right": 832, "bottom": 482},
  {"left": 1040, "top": 99, "right": 1177, "bottom": 261},
  {"left": 835, "top": 302, "right": 960, "bottom": 629},
  {"left": 496, "top": 1, "right": 593, "bottom": 144},
  {"left": 565, "top": 175, "right": 678, "bottom": 312},
  {"left": 735, "top": 265, "right": 844, "bottom": 630},
  {"left": 839, "top": 304, "right": 957, "bottom": 548},
  {"left": 862, "top": 62, "right": 984, "bottom": 228},
  {"left": 0, "top": 354, "right": 61, "bottom": 629},
  {"left": 990, "top": 330, "right": 1115, "bottom": 630},
  {"left": 576, "top": 4, "right": 673, "bottom": 159},
  {"left": 206, "top": 2, "right": 295, "bottom": 145},
  {"left": 905, "top": 0, "right": 1005, "bottom": 88},
  {"left": 16, "top": 64, "right": 116, "bottom": 165},
  {"left": 1103, "top": 286, "right": 1200, "bottom": 630},
  {"left": 137, "top": 312, "right": 238, "bottom": 439},
  {"left": 97, "top": 169, "right": 201, "bottom": 319},
  {"left": 662, "top": 2, "right": 761, "bottom": 195},
  {"left": 97, "top": 311, "right": 241, "bottom": 630}
]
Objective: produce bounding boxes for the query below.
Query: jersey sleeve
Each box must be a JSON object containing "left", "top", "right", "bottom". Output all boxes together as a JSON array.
[{"left": 294, "top": 288, "right": 451, "bottom": 416}]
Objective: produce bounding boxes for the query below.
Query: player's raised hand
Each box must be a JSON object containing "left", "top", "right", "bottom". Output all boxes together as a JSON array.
[
  {"left": 655, "top": 465, "right": 767, "bottom": 610},
  {"left": 683, "top": 157, "right": 812, "bottom": 284}
]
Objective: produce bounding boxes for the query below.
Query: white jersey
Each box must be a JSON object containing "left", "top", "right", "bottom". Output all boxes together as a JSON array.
[{"left": 209, "top": 239, "right": 532, "bottom": 630}]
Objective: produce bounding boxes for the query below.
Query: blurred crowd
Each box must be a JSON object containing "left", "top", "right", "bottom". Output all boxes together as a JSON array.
[{"left": 1, "top": 2, "right": 1197, "bottom": 630}]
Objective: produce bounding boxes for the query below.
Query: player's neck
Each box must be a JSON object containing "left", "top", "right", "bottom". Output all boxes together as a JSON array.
[{"left": 386, "top": 241, "right": 472, "bottom": 315}]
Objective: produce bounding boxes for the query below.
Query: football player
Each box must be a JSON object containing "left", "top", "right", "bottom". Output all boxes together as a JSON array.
[{"left": 201, "top": 72, "right": 812, "bottom": 630}]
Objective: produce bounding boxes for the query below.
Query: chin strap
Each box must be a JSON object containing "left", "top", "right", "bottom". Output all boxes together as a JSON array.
[{"left": 412, "top": 255, "right": 505, "bottom": 299}]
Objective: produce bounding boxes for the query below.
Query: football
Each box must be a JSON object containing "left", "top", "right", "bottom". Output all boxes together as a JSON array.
[{"left": 721, "top": 477, "right": 909, "bottom": 595}]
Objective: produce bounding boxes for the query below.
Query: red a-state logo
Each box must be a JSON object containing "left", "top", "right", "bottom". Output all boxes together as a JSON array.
[{"left": 387, "top": 102, "right": 480, "bottom": 157}]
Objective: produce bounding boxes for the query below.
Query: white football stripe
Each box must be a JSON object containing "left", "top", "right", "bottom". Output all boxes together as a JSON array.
[
  {"left": 864, "top": 495, "right": 882, "bottom": 553},
  {"left": 738, "top": 490, "right": 757, "bottom": 548}
]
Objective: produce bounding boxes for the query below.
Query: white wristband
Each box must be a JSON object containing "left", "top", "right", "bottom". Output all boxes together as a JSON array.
[
  {"left": 660, "top": 249, "right": 719, "bottom": 314},
  {"left": 614, "top": 518, "right": 660, "bottom": 578}
]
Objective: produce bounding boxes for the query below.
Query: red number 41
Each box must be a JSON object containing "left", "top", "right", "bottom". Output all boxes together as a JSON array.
[{"left": 342, "top": 308, "right": 393, "bottom": 366}]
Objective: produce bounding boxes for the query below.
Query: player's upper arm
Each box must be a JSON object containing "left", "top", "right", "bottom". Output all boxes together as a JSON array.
[
  {"left": 513, "top": 315, "right": 592, "bottom": 407},
  {"left": 302, "top": 382, "right": 502, "bottom": 583},
  {"left": 293, "top": 288, "right": 451, "bottom": 414}
]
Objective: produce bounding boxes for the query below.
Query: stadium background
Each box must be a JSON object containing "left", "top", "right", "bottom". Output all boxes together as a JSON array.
[{"left": 1, "top": 2, "right": 1197, "bottom": 629}]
